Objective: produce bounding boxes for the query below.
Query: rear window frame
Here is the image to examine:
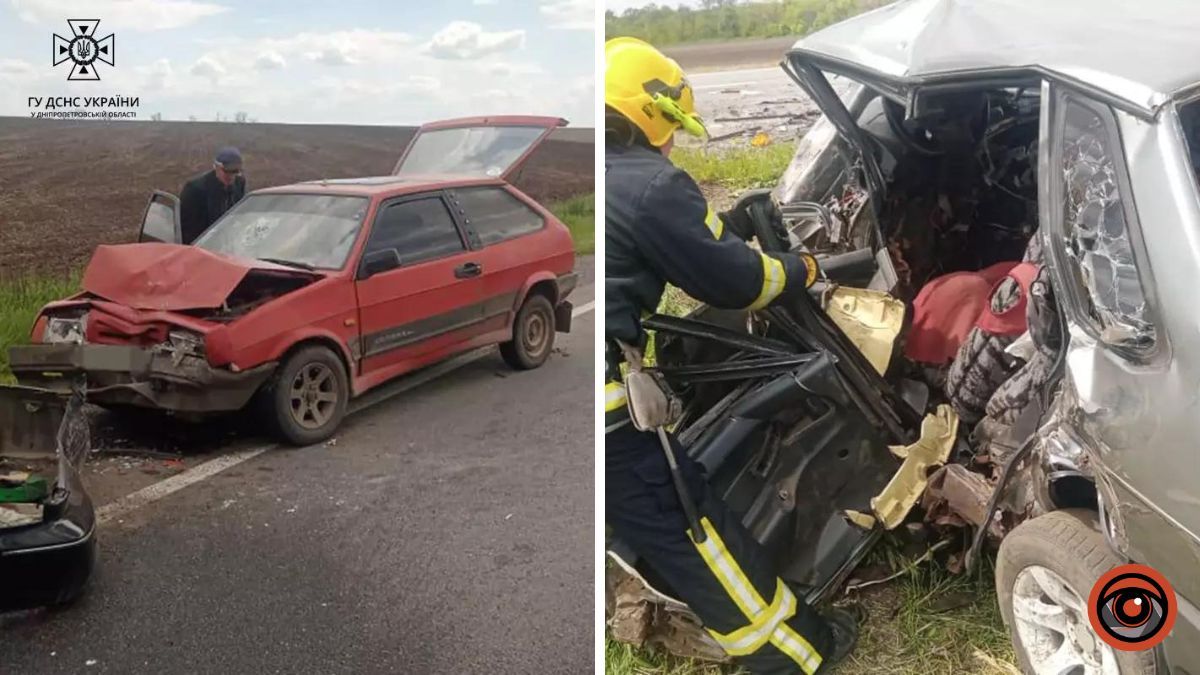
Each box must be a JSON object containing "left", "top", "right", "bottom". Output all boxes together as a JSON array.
[{"left": 446, "top": 185, "right": 547, "bottom": 248}]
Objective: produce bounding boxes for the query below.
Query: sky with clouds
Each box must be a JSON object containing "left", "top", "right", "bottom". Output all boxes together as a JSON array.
[{"left": 0, "top": 0, "right": 596, "bottom": 126}]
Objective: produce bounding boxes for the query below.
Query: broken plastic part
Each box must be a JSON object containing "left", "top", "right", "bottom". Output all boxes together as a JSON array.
[
  {"left": 822, "top": 287, "right": 905, "bottom": 375},
  {"left": 844, "top": 509, "right": 877, "bottom": 530},
  {"left": 871, "top": 404, "right": 959, "bottom": 529}
]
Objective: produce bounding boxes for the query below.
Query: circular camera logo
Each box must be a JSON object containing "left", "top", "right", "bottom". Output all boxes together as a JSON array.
[{"left": 1088, "top": 564, "right": 1177, "bottom": 651}]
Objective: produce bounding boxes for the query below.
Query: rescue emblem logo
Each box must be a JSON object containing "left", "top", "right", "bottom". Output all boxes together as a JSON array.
[
  {"left": 53, "top": 20, "right": 115, "bottom": 81},
  {"left": 1088, "top": 563, "right": 1176, "bottom": 651}
]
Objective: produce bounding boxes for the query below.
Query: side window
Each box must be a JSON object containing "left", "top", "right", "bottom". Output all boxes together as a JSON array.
[
  {"left": 366, "top": 196, "right": 464, "bottom": 265},
  {"left": 456, "top": 188, "right": 544, "bottom": 246},
  {"left": 1058, "top": 98, "right": 1155, "bottom": 351}
]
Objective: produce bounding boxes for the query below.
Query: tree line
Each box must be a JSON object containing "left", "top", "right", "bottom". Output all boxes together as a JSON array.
[{"left": 605, "top": 0, "right": 889, "bottom": 46}]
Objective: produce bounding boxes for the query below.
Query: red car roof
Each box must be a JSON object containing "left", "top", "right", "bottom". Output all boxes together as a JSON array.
[{"left": 252, "top": 174, "right": 506, "bottom": 198}]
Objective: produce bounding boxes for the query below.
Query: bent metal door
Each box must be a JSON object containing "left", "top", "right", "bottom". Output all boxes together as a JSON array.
[
  {"left": 354, "top": 192, "right": 485, "bottom": 375},
  {"left": 1039, "top": 83, "right": 1199, "bottom": 606}
]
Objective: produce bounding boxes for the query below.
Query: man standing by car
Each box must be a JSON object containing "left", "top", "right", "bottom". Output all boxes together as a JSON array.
[
  {"left": 180, "top": 147, "right": 246, "bottom": 244},
  {"left": 604, "top": 37, "right": 857, "bottom": 674}
]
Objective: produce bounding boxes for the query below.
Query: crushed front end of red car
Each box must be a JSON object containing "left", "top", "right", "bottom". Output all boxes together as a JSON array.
[{"left": 9, "top": 243, "right": 320, "bottom": 414}]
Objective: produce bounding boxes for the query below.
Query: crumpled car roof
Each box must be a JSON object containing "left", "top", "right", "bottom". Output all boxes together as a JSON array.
[{"left": 791, "top": 0, "right": 1200, "bottom": 114}]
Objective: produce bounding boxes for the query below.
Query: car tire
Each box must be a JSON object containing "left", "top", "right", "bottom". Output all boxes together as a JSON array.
[
  {"left": 996, "top": 509, "right": 1156, "bottom": 675},
  {"left": 267, "top": 345, "right": 349, "bottom": 446},
  {"left": 500, "top": 293, "right": 555, "bottom": 370}
]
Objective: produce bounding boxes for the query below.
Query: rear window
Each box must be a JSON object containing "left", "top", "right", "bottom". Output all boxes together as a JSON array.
[
  {"left": 455, "top": 187, "right": 544, "bottom": 245},
  {"left": 396, "top": 126, "right": 547, "bottom": 177}
]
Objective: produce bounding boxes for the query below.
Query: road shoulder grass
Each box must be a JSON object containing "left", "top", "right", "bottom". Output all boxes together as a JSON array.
[
  {"left": 0, "top": 275, "right": 79, "bottom": 383},
  {"left": 551, "top": 193, "right": 595, "bottom": 255}
]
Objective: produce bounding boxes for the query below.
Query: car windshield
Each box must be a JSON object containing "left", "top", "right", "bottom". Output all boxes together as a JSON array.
[
  {"left": 395, "top": 125, "right": 546, "bottom": 177},
  {"left": 194, "top": 194, "right": 369, "bottom": 269}
]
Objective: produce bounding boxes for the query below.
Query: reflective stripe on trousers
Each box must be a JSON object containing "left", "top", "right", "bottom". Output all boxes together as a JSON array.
[{"left": 693, "top": 517, "right": 822, "bottom": 673}]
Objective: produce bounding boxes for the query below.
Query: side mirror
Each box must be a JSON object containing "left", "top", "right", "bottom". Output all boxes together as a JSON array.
[
  {"left": 359, "top": 249, "right": 401, "bottom": 280},
  {"left": 139, "top": 191, "right": 181, "bottom": 244}
]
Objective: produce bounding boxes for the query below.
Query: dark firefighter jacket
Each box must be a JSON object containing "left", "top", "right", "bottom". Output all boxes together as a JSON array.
[
  {"left": 605, "top": 142, "right": 810, "bottom": 348},
  {"left": 180, "top": 170, "right": 246, "bottom": 244}
]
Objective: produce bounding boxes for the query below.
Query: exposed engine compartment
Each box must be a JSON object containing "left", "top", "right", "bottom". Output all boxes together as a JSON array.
[{"left": 183, "top": 270, "right": 316, "bottom": 321}]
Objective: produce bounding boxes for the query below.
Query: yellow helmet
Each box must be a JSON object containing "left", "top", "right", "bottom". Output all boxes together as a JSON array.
[{"left": 604, "top": 37, "right": 706, "bottom": 147}]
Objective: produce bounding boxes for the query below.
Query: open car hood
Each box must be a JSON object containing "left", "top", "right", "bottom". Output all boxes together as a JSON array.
[
  {"left": 391, "top": 115, "right": 566, "bottom": 181},
  {"left": 82, "top": 243, "right": 317, "bottom": 312}
]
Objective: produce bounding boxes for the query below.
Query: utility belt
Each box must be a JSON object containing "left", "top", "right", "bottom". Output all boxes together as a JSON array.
[{"left": 603, "top": 337, "right": 682, "bottom": 435}]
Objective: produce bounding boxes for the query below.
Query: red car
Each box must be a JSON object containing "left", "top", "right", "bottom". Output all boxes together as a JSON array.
[{"left": 9, "top": 116, "right": 579, "bottom": 444}]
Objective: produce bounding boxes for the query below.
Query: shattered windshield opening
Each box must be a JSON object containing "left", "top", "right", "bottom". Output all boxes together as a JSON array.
[
  {"left": 396, "top": 125, "right": 546, "bottom": 177},
  {"left": 194, "top": 194, "right": 368, "bottom": 270},
  {"left": 1059, "top": 100, "right": 1154, "bottom": 348}
]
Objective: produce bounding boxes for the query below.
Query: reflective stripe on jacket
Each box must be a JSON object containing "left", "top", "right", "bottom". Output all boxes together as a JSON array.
[{"left": 605, "top": 143, "right": 806, "bottom": 348}]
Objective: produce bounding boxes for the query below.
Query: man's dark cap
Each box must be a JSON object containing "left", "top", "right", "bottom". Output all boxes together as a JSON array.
[{"left": 215, "top": 146, "right": 243, "bottom": 168}]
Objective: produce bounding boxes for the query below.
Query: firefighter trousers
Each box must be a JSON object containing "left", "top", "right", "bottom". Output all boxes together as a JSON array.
[{"left": 606, "top": 423, "right": 833, "bottom": 674}]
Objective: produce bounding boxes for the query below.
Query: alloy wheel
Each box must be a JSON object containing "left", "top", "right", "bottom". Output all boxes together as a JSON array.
[
  {"left": 289, "top": 362, "right": 338, "bottom": 430},
  {"left": 1012, "top": 565, "right": 1119, "bottom": 675}
]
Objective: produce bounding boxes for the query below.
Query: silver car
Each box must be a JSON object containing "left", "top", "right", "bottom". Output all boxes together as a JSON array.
[{"left": 606, "top": 2, "right": 1200, "bottom": 673}]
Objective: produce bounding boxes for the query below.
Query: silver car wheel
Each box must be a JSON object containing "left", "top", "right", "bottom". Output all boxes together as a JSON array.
[{"left": 1012, "top": 565, "right": 1120, "bottom": 675}]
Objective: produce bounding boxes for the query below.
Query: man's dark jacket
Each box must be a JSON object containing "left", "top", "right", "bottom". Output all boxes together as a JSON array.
[{"left": 179, "top": 170, "right": 245, "bottom": 244}]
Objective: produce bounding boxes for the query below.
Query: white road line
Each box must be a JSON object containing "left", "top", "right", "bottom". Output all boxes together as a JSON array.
[
  {"left": 96, "top": 446, "right": 271, "bottom": 524},
  {"left": 95, "top": 296, "right": 597, "bottom": 524}
]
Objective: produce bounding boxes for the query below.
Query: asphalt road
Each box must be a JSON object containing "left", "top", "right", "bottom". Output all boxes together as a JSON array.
[
  {"left": 687, "top": 66, "right": 850, "bottom": 148},
  {"left": 0, "top": 284, "right": 595, "bottom": 674}
]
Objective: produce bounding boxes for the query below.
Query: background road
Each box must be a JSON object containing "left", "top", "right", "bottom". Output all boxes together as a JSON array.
[
  {"left": 688, "top": 66, "right": 817, "bottom": 146},
  {"left": 0, "top": 273, "right": 595, "bottom": 674}
]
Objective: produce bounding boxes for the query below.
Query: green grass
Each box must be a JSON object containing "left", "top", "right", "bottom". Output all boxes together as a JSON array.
[
  {"left": 0, "top": 274, "right": 80, "bottom": 383},
  {"left": 672, "top": 144, "right": 796, "bottom": 191},
  {"left": 606, "top": 540, "right": 1016, "bottom": 675},
  {"left": 551, "top": 193, "right": 595, "bottom": 255}
]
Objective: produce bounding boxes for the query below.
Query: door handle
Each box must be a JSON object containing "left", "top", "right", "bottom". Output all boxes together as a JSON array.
[{"left": 455, "top": 262, "right": 483, "bottom": 279}]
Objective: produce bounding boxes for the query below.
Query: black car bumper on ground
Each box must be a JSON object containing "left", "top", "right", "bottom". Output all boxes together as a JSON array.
[
  {"left": 0, "top": 463, "right": 96, "bottom": 611},
  {"left": 0, "top": 386, "right": 96, "bottom": 611}
]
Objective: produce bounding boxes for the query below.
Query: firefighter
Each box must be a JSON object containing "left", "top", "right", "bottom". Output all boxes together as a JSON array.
[{"left": 604, "top": 37, "right": 858, "bottom": 674}]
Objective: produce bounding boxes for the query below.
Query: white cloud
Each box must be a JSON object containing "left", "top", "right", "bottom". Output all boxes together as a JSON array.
[
  {"left": 486, "top": 61, "right": 544, "bottom": 77},
  {"left": 255, "top": 51, "right": 286, "bottom": 70},
  {"left": 190, "top": 54, "right": 225, "bottom": 81},
  {"left": 310, "top": 46, "right": 356, "bottom": 66},
  {"left": 191, "top": 30, "right": 409, "bottom": 77},
  {"left": 10, "top": 0, "right": 228, "bottom": 31},
  {"left": 473, "top": 0, "right": 499, "bottom": 4},
  {"left": 426, "top": 21, "right": 524, "bottom": 60},
  {"left": 540, "top": 0, "right": 592, "bottom": 30},
  {"left": 0, "top": 58, "right": 36, "bottom": 79},
  {"left": 141, "top": 58, "right": 173, "bottom": 90}
]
